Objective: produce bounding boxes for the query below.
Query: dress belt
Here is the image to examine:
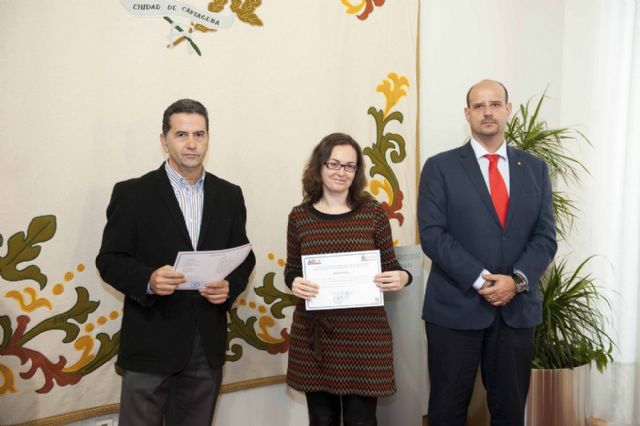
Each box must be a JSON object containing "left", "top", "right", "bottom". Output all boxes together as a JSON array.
[{"left": 310, "top": 314, "right": 332, "bottom": 361}]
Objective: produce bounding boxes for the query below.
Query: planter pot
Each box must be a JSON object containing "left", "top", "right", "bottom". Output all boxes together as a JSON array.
[{"left": 526, "top": 364, "right": 591, "bottom": 426}]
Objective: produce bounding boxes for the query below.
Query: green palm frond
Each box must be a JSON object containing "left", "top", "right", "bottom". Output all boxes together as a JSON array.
[
  {"left": 506, "top": 90, "right": 591, "bottom": 240},
  {"left": 551, "top": 191, "right": 578, "bottom": 242},
  {"left": 533, "top": 257, "right": 614, "bottom": 372},
  {"left": 508, "top": 89, "right": 614, "bottom": 371}
]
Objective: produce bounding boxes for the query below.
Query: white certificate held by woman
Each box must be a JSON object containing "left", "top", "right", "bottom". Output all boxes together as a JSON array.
[{"left": 302, "top": 250, "right": 383, "bottom": 310}]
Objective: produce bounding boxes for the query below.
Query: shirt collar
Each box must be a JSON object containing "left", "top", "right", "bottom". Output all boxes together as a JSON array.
[
  {"left": 164, "top": 161, "right": 205, "bottom": 188},
  {"left": 470, "top": 138, "right": 509, "bottom": 161}
]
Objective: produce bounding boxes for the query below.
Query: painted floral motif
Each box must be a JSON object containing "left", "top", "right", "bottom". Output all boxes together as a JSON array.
[
  {"left": 341, "top": 0, "right": 385, "bottom": 21},
  {"left": 226, "top": 256, "right": 297, "bottom": 361},
  {"left": 1, "top": 216, "right": 120, "bottom": 395},
  {"left": 0, "top": 215, "right": 55, "bottom": 289},
  {"left": 364, "top": 72, "right": 410, "bottom": 226},
  {"left": 0, "top": 217, "right": 295, "bottom": 396},
  {"left": 167, "top": 0, "right": 264, "bottom": 55}
]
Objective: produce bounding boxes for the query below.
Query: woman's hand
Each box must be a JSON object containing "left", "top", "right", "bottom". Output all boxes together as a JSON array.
[
  {"left": 291, "top": 277, "right": 319, "bottom": 300},
  {"left": 374, "top": 270, "right": 409, "bottom": 292}
]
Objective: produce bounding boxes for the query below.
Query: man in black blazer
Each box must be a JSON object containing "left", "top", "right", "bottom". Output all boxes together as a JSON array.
[
  {"left": 96, "top": 99, "right": 255, "bottom": 425},
  {"left": 418, "top": 80, "right": 557, "bottom": 426}
]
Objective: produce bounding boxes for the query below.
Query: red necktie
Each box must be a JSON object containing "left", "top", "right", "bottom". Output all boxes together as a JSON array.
[{"left": 486, "top": 154, "right": 509, "bottom": 227}]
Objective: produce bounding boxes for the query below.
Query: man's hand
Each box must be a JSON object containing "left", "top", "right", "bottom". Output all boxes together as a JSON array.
[
  {"left": 150, "top": 265, "right": 185, "bottom": 296},
  {"left": 291, "top": 277, "right": 319, "bottom": 300},
  {"left": 478, "top": 273, "right": 516, "bottom": 306},
  {"left": 199, "top": 280, "right": 230, "bottom": 304}
]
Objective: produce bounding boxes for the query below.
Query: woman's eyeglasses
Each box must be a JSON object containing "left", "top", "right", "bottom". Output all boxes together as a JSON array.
[{"left": 324, "top": 161, "right": 357, "bottom": 173}]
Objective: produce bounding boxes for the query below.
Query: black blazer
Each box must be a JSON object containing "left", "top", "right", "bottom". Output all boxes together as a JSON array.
[
  {"left": 418, "top": 142, "right": 557, "bottom": 329},
  {"left": 96, "top": 164, "right": 255, "bottom": 373}
]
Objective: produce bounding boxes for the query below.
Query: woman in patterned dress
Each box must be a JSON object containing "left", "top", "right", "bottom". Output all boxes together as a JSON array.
[{"left": 285, "top": 133, "right": 411, "bottom": 426}]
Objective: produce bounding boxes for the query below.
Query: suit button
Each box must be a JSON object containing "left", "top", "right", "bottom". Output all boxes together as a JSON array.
[{"left": 502, "top": 235, "right": 508, "bottom": 240}]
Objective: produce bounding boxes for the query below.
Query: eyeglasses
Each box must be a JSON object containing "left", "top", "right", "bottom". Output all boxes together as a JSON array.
[{"left": 324, "top": 160, "right": 357, "bottom": 173}]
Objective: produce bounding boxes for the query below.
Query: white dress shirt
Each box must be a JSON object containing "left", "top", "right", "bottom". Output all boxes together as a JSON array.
[{"left": 467, "top": 139, "right": 529, "bottom": 291}]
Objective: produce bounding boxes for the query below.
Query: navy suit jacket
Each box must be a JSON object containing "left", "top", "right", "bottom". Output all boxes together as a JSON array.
[
  {"left": 96, "top": 164, "right": 255, "bottom": 373},
  {"left": 418, "top": 142, "right": 557, "bottom": 329}
]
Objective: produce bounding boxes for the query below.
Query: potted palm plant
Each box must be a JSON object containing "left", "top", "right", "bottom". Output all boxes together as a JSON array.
[{"left": 505, "top": 92, "right": 614, "bottom": 426}]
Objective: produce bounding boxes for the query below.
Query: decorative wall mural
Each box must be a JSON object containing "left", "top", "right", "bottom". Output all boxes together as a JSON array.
[
  {"left": 0, "top": 222, "right": 292, "bottom": 396},
  {"left": 0, "top": 225, "right": 294, "bottom": 397},
  {"left": 0, "top": 216, "right": 119, "bottom": 395},
  {"left": 1, "top": 2, "right": 418, "bottom": 422},
  {"left": 0, "top": 72, "right": 414, "bottom": 426}
]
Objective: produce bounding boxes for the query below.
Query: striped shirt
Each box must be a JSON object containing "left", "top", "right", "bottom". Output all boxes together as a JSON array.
[{"left": 164, "top": 161, "right": 204, "bottom": 250}]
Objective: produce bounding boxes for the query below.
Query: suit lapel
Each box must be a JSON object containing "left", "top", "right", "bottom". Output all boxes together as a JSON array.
[
  {"left": 504, "top": 146, "right": 524, "bottom": 232},
  {"left": 198, "top": 173, "right": 218, "bottom": 250},
  {"left": 152, "top": 165, "right": 194, "bottom": 249},
  {"left": 459, "top": 142, "right": 503, "bottom": 228}
]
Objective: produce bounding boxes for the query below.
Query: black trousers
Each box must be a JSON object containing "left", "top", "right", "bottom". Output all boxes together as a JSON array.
[
  {"left": 306, "top": 391, "right": 377, "bottom": 425},
  {"left": 118, "top": 332, "right": 223, "bottom": 426},
  {"left": 425, "top": 311, "right": 534, "bottom": 426}
]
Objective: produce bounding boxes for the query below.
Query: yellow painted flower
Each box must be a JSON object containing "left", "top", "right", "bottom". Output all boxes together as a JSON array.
[
  {"left": 341, "top": 0, "right": 366, "bottom": 14},
  {"left": 62, "top": 336, "right": 96, "bottom": 373},
  {"left": 257, "top": 316, "right": 285, "bottom": 344},
  {"left": 377, "top": 73, "right": 410, "bottom": 117},
  {"left": 369, "top": 178, "right": 394, "bottom": 205},
  {"left": 0, "top": 364, "right": 17, "bottom": 394},
  {"left": 4, "top": 287, "right": 52, "bottom": 312}
]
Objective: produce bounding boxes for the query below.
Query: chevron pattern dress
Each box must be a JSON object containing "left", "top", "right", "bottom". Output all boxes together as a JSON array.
[{"left": 284, "top": 199, "right": 404, "bottom": 397}]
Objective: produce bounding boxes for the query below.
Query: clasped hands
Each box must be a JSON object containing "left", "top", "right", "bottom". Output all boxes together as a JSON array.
[
  {"left": 150, "top": 265, "right": 229, "bottom": 304},
  {"left": 291, "top": 270, "right": 409, "bottom": 300},
  {"left": 478, "top": 273, "right": 517, "bottom": 306}
]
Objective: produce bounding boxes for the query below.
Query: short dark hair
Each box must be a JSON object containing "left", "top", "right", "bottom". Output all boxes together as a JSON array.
[
  {"left": 302, "top": 133, "right": 371, "bottom": 208},
  {"left": 466, "top": 80, "right": 509, "bottom": 107},
  {"left": 162, "top": 99, "right": 209, "bottom": 135}
]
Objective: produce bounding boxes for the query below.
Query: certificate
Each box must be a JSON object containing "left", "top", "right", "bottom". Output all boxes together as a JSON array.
[
  {"left": 173, "top": 243, "right": 251, "bottom": 290},
  {"left": 303, "top": 250, "right": 383, "bottom": 310}
]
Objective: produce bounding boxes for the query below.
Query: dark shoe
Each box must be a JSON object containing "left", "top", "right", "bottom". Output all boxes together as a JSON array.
[{"left": 309, "top": 414, "right": 340, "bottom": 426}]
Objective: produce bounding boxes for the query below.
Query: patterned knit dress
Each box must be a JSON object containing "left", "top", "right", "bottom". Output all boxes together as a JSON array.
[{"left": 284, "top": 199, "right": 405, "bottom": 397}]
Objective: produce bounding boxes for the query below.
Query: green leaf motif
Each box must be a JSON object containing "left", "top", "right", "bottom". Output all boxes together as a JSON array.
[
  {"left": 0, "top": 215, "right": 56, "bottom": 289},
  {"left": 227, "top": 343, "right": 244, "bottom": 362},
  {"left": 72, "top": 331, "right": 121, "bottom": 376},
  {"left": 226, "top": 307, "right": 258, "bottom": 361},
  {"left": 19, "top": 287, "right": 99, "bottom": 347},
  {"left": 225, "top": 301, "right": 290, "bottom": 362},
  {"left": 163, "top": 17, "right": 202, "bottom": 57},
  {"left": 254, "top": 272, "right": 298, "bottom": 319},
  {"left": 364, "top": 107, "right": 406, "bottom": 190}
]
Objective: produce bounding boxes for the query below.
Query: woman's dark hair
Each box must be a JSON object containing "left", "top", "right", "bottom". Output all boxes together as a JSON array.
[{"left": 302, "top": 133, "right": 371, "bottom": 208}]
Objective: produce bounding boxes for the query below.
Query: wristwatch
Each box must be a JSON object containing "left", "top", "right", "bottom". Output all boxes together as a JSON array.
[{"left": 511, "top": 272, "right": 529, "bottom": 293}]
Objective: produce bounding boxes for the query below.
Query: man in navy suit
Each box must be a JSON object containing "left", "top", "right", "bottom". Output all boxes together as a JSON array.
[
  {"left": 418, "top": 80, "right": 557, "bottom": 426},
  {"left": 96, "top": 99, "right": 255, "bottom": 425}
]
